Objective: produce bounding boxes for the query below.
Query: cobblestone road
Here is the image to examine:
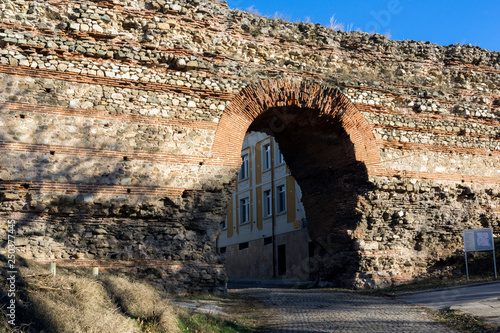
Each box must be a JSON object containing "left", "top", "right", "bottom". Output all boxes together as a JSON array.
[{"left": 233, "top": 288, "right": 459, "bottom": 333}]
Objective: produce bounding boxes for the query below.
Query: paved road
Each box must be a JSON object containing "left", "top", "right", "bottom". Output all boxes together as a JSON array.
[
  {"left": 397, "top": 281, "right": 500, "bottom": 310},
  {"left": 233, "top": 288, "right": 458, "bottom": 333}
]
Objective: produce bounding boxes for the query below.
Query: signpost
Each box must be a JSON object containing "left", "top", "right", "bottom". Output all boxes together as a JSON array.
[{"left": 462, "top": 228, "right": 497, "bottom": 280}]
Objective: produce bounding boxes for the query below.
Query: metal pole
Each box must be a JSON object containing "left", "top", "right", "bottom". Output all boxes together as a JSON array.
[
  {"left": 465, "top": 251, "right": 469, "bottom": 281},
  {"left": 493, "top": 247, "right": 498, "bottom": 280},
  {"left": 270, "top": 141, "right": 276, "bottom": 278}
]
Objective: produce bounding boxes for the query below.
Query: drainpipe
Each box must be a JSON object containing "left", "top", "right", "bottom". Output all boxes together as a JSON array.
[{"left": 270, "top": 141, "right": 276, "bottom": 278}]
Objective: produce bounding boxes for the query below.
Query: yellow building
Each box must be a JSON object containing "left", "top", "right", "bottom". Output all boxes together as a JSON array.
[{"left": 217, "top": 132, "right": 310, "bottom": 280}]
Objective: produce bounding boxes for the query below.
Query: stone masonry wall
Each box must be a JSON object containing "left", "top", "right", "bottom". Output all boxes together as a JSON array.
[{"left": 0, "top": 0, "right": 499, "bottom": 290}]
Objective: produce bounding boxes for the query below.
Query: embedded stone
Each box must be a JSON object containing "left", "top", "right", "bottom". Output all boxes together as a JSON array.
[
  {"left": 101, "top": 14, "right": 111, "bottom": 23},
  {"left": 93, "top": 25, "right": 104, "bottom": 33},
  {"left": 186, "top": 60, "right": 198, "bottom": 68},
  {"left": 69, "top": 22, "right": 80, "bottom": 31},
  {"left": 57, "top": 63, "right": 68, "bottom": 71},
  {"left": 165, "top": 19, "right": 177, "bottom": 27},
  {"left": 16, "top": 238, "right": 29, "bottom": 246},
  {"left": 157, "top": 22, "right": 170, "bottom": 30},
  {"left": 176, "top": 58, "right": 186, "bottom": 68}
]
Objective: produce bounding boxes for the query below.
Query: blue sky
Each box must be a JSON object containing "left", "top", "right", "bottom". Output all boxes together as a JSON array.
[{"left": 226, "top": 0, "right": 500, "bottom": 51}]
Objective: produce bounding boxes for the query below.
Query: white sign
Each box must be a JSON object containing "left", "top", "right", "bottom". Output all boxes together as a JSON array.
[
  {"left": 462, "top": 227, "right": 497, "bottom": 280},
  {"left": 463, "top": 228, "right": 494, "bottom": 252}
]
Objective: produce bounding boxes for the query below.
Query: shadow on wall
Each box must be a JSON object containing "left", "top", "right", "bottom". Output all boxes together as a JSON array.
[{"left": 0, "top": 76, "right": 229, "bottom": 294}]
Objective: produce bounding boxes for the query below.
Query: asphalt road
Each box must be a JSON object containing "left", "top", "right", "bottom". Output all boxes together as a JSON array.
[{"left": 397, "top": 281, "right": 500, "bottom": 310}]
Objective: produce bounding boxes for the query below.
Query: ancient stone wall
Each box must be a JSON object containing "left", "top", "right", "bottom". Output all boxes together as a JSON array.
[{"left": 0, "top": 0, "right": 499, "bottom": 291}]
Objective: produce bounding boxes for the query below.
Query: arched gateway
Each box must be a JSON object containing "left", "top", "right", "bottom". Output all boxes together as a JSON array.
[{"left": 213, "top": 79, "right": 383, "bottom": 286}]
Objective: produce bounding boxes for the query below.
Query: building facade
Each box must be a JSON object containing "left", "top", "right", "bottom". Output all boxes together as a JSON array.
[{"left": 217, "top": 132, "right": 310, "bottom": 280}]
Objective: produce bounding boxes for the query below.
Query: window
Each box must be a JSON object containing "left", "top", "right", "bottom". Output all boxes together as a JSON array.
[
  {"left": 221, "top": 217, "right": 227, "bottom": 230},
  {"left": 263, "top": 143, "right": 271, "bottom": 170},
  {"left": 264, "top": 236, "right": 273, "bottom": 245},
  {"left": 276, "top": 185, "right": 286, "bottom": 213},
  {"left": 276, "top": 144, "right": 284, "bottom": 165},
  {"left": 239, "top": 197, "right": 250, "bottom": 224},
  {"left": 239, "top": 153, "right": 249, "bottom": 180},
  {"left": 219, "top": 247, "right": 226, "bottom": 254},
  {"left": 239, "top": 242, "right": 249, "bottom": 250},
  {"left": 264, "top": 190, "right": 272, "bottom": 217}
]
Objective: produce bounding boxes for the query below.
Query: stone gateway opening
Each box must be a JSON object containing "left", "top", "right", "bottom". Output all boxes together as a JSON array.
[{"left": 214, "top": 80, "right": 381, "bottom": 287}]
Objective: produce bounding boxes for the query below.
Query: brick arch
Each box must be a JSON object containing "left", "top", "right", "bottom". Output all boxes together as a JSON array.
[
  {"left": 211, "top": 79, "right": 382, "bottom": 286},
  {"left": 210, "top": 79, "right": 381, "bottom": 172}
]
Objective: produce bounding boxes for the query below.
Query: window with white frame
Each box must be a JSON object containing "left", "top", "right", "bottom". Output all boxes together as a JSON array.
[
  {"left": 275, "top": 144, "right": 284, "bottom": 165},
  {"left": 263, "top": 143, "right": 271, "bottom": 170},
  {"left": 239, "top": 197, "right": 250, "bottom": 224},
  {"left": 239, "top": 153, "right": 249, "bottom": 180},
  {"left": 276, "top": 185, "right": 286, "bottom": 213},
  {"left": 264, "top": 189, "right": 272, "bottom": 217}
]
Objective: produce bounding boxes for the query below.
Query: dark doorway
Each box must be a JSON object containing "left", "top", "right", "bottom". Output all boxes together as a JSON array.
[{"left": 277, "top": 244, "right": 286, "bottom": 276}]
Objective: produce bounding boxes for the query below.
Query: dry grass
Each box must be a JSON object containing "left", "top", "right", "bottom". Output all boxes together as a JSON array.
[
  {"left": 427, "top": 308, "right": 499, "bottom": 333},
  {"left": 0, "top": 258, "right": 182, "bottom": 332},
  {"left": 26, "top": 275, "right": 139, "bottom": 333},
  {"left": 102, "top": 275, "right": 180, "bottom": 333},
  {"left": 1, "top": 259, "right": 258, "bottom": 333},
  {"left": 0, "top": 307, "right": 12, "bottom": 333},
  {"left": 327, "top": 14, "right": 344, "bottom": 31}
]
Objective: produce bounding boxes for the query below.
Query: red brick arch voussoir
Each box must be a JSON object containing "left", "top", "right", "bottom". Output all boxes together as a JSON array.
[{"left": 209, "top": 79, "right": 381, "bottom": 174}]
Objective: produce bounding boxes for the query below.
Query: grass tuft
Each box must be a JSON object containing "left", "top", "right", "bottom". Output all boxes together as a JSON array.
[
  {"left": 26, "top": 275, "right": 139, "bottom": 333},
  {"left": 177, "top": 311, "right": 255, "bottom": 333},
  {"left": 102, "top": 275, "right": 180, "bottom": 333},
  {"left": 31, "top": 290, "right": 138, "bottom": 333},
  {"left": 429, "top": 309, "right": 499, "bottom": 333}
]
